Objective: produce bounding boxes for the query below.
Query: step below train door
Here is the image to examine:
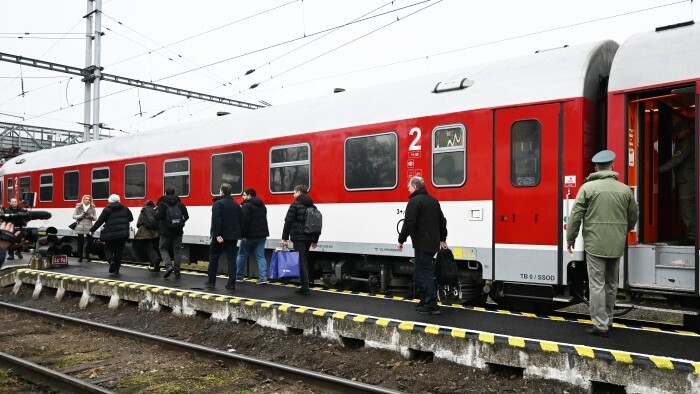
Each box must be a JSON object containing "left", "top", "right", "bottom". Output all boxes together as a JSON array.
[
  {"left": 625, "top": 85, "right": 697, "bottom": 294},
  {"left": 494, "top": 103, "right": 562, "bottom": 286}
]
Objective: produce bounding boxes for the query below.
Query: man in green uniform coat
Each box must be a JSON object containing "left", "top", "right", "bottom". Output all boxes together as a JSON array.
[
  {"left": 566, "top": 150, "right": 639, "bottom": 337},
  {"left": 659, "top": 120, "right": 695, "bottom": 245}
]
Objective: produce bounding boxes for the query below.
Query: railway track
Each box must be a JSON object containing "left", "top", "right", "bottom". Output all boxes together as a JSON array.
[{"left": 0, "top": 301, "right": 399, "bottom": 394}]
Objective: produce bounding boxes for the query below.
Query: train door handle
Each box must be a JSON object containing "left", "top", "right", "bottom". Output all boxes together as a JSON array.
[{"left": 500, "top": 215, "right": 508, "bottom": 221}]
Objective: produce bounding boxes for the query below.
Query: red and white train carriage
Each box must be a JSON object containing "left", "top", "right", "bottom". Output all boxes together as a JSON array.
[{"left": 0, "top": 21, "right": 698, "bottom": 320}]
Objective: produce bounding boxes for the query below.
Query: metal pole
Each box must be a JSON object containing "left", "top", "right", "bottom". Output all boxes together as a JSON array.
[
  {"left": 91, "top": 0, "right": 102, "bottom": 141},
  {"left": 83, "top": 0, "right": 94, "bottom": 142}
]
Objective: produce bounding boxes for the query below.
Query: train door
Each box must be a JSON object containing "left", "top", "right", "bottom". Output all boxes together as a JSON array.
[
  {"left": 625, "top": 85, "right": 697, "bottom": 293},
  {"left": 494, "top": 103, "right": 561, "bottom": 283}
]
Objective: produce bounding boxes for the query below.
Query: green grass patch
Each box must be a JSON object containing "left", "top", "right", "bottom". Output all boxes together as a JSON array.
[
  {"left": 0, "top": 369, "right": 22, "bottom": 393},
  {"left": 115, "top": 367, "right": 255, "bottom": 393},
  {"left": 47, "top": 350, "right": 111, "bottom": 369}
]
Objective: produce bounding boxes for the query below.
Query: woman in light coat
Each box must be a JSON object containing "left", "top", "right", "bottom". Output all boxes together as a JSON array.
[{"left": 72, "top": 194, "right": 96, "bottom": 262}]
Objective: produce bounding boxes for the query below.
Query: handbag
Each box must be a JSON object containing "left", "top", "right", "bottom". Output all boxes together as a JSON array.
[
  {"left": 68, "top": 220, "right": 79, "bottom": 230},
  {"left": 270, "top": 248, "right": 300, "bottom": 279}
]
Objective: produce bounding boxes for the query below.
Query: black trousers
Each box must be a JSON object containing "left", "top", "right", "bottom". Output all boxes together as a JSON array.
[
  {"left": 292, "top": 241, "right": 312, "bottom": 290},
  {"left": 105, "top": 238, "right": 127, "bottom": 272},
  {"left": 76, "top": 233, "right": 93, "bottom": 258}
]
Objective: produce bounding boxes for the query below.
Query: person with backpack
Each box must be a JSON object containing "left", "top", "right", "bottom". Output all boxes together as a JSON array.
[
  {"left": 206, "top": 183, "right": 243, "bottom": 289},
  {"left": 135, "top": 200, "right": 161, "bottom": 272},
  {"left": 282, "top": 184, "right": 321, "bottom": 296},
  {"left": 90, "top": 194, "right": 133, "bottom": 275},
  {"left": 155, "top": 188, "right": 189, "bottom": 279},
  {"left": 72, "top": 194, "right": 97, "bottom": 262},
  {"left": 397, "top": 176, "right": 448, "bottom": 315},
  {"left": 235, "top": 188, "right": 270, "bottom": 284}
]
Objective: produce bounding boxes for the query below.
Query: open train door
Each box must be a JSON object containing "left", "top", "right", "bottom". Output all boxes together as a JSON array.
[{"left": 494, "top": 103, "right": 562, "bottom": 294}]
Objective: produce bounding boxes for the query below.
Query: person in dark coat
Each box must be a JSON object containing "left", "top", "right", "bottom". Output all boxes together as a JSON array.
[
  {"left": 154, "top": 188, "right": 189, "bottom": 279},
  {"left": 135, "top": 200, "right": 161, "bottom": 272},
  {"left": 90, "top": 194, "right": 133, "bottom": 275},
  {"left": 5, "top": 198, "right": 27, "bottom": 260},
  {"left": 282, "top": 184, "right": 320, "bottom": 295},
  {"left": 206, "top": 183, "right": 243, "bottom": 289},
  {"left": 235, "top": 188, "right": 270, "bottom": 283},
  {"left": 0, "top": 222, "right": 20, "bottom": 269},
  {"left": 398, "top": 176, "right": 448, "bottom": 315}
]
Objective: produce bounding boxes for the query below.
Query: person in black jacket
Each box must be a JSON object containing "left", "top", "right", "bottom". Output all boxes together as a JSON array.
[
  {"left": 5, "top": 198, "right": 27, "bottom": 260},
  {"left": 282, "top": 184, "right": 320, "bottom": 295},
  {"left": 206, "top": 183, "right": 243, "bottom": 289},
  {"left": 155, "top": 188, "right": 189, "bottom": 279},
  {"left": 235, "top": 189, "right": 270, "bottom": 283},
  {"left": 397, "top": 176, "right": 448, "bottom": 315},
  {"left": 90, "top": 194, "right": 134, "bottom": 275}
]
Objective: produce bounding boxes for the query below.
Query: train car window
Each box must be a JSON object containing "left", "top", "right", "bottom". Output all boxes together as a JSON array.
[
  {"left": 6, "top": 178, "right": 13, "bottom": 203},
  {"left": 269, "top": 144, "right": 310, "bottom": 193},
  {"left": 164, "top": 158, "right": 190, "bottom": 197},
  {"left": 344, "top": 132, "right": 397, "bottom": 190},
  {"left": 125, "top": 163, "right": 146, "bottom": 199},
  {"left": 39, "top": 174, "right": 53, "bottom": 202},
  {"left": 92, "top": 168, "right": 110, "bottom": 200},
  {"left": 19, "top": 177, "right": 30, "bottom": 199},
  {"left": 64, "top": 171, "right": 79, "bottom": 201},
  {"left": 510, "top": 120, "right": 541, "bottom": 187},
  {"left": 432, "top": 125, "right": 466, "bottom": 187},
  {"left": 211, "top": 152, "right": 243, "bottom": 195}
]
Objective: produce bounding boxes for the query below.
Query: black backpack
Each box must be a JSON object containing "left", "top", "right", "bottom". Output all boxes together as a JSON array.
[
  {"left": 303, "top": 206, "right": 322, "bottom": 235},
  {"left": 165, "top": 204, "right": 185, "bottom": 229},
  {"left": 143, "top": 207, "right": 159, "bottom": 230},
  {"left": 434, "top": 248, "right": 459, "bottom": 285}
]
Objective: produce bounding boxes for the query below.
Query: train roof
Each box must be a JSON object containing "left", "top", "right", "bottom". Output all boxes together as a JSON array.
[
  {"left": 609, "top": 21, "right": 700, "bottom": 92},
  {"left": 1, "top": 39, "right": 618, "bottom": 175}
]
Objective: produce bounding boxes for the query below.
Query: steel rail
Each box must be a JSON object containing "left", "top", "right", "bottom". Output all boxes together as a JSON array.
[
  {"left": 0, "top": 350, "right": 114, "bottom": 394},
  {"left": 0, "top": 301, "right": 400, "bottom": 394}
]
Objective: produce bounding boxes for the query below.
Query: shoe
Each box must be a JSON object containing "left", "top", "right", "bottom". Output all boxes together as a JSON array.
[
  {"left": 258, "top": 281, "right": 268, "bottom": 285},
  {"left": 85, "top": 256, "right": 92, "bottom": 262},
  {"left": 174, "top": 273, "right": 181, "bottom": 279},
  {"left": 163, "top": 267, "right": 174, "bottom": 278},
  {"left": 294, "top": 289, "right": 311, "bottom": 295},
  {"left": 204, "top": 281, "right": 216, "bottom": 288},
  {"left": 236, "top": 278, "right": 244, "bottom": 282},
  {"left": 148, "top": 267, "right": 160, "bottom": 272},
  {"left": 586, "top": 327, "right": 609, "bottom": 337},
  {"left": 16, "top": 253, "right": 22, "bottom": 259},
  {"left": 78, "top": 258, "right": 83, "bottom": 263},
  {"left": 7, "top": 255, "right": 13, "bottom": 260},
  {"left": 417, "top": 305, "right": 441, "bottom": 315},
  {"left": 108, "top": 264, "right": 115, "bottom": 274},
  {"left": 225, "top": 283, "right": 236, "bottom": 290},
  {"left": 414, "top": 300, "right": 426, "bottom": 310},
  {"left": 679, "top": 238, "right": 695, "bottom": 246}
]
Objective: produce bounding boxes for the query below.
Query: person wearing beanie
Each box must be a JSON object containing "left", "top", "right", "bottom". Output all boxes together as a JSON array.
[{"left": 90, "top": 194, "right": 133, "bottom": 275}]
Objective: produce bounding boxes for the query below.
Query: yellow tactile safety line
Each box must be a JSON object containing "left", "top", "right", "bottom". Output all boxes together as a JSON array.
[{"left": 11, "top": 267, "right": 700, "bottom": 375}]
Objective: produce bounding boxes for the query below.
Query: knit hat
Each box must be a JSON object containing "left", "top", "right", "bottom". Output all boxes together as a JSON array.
[{"left": 108, "top": 194, "right": 120, "bottom": 203}]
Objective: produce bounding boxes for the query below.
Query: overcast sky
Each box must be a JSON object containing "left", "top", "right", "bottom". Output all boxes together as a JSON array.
[{"left": 0, "top": 0, "right": 696, "bottom": 136}]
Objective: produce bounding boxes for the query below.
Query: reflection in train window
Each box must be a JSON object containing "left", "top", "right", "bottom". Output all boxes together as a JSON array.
[
  {"left": 270, "top": 144, "right": 310, "bottom": 193},
  {"left": 432, "top": 125, "right": 466, "bottom": 187},
  {"left": 19, "top": 176, "right": 31, "bottom": 199},
  {"left": 125, "top": 163, "right": 146, "bottom": 199},
  {"left": 92, "top": 168, "right": 110, "bottom": 199},
  {"left": 6, "top": 178, "right": 13, "bottom": 203},
  {"left": 39, "top": 174, "right": 53, "bottom": 202},
  {"left": 345, "top": 132, "right": 397, "bottom": 190},
  {"left": 510, "top": 120, "right": 541, "bottom": 187},
  {"left": 164, "top": 158, "right": 190, "bottom": 197},
  {"left": 211, "top": 152, "right": 243, "bottom": 195},
  {"left": 64, "top": 171, "right": 79, "bottom": 201}
]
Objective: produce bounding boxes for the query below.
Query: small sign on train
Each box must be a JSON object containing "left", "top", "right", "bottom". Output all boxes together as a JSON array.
[{"left": 564, "top": 175, "right": 576, "bottom": 187}]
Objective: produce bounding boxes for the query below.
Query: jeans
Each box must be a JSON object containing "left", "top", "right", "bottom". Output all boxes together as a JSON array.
[
  {"left": 208, "top": 239, "right": 238, "bottom": 285},
  {"left": 159, "top": 234, "right": 183, "bottom": 273},
  {"left": 136, "top": 238, "right": 160, "bottom": 266},
  {"left": 293, "top": 241, "right": 312, "bottom": 290},
  {"left": 236, "top": 238, "right": 268, "bottom": 281},
  {"left": 414, "top": 249, "right": 437, "bottom": 307}
]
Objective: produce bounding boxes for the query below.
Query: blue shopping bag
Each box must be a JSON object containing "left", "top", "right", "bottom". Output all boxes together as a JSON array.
[{"left": 270, "top": 249, "right": 300, "bottom": 279}]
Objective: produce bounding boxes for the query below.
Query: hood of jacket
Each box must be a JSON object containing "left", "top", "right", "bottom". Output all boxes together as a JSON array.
[
  {"left": 244, "top": 196, "right": 265, "bottom": 208},
  {"left": 107, "top": 201, "right": 125, "bottom": 210},
  {"left": 159, "top": 194, "right": 181, "bottom": 207},
  {"left": 408, "top": 186, "right": 429, "bottom": 199},
  {"left": 585, "top": 170, "right": 619, "bottom": 183},
  {"left": 296, "top": 193, "right": 313, "bottom": 207}
]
